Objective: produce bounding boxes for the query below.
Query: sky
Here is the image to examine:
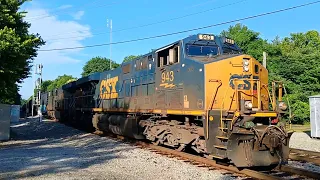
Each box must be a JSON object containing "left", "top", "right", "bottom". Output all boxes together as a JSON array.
[{"left": 19, "top": 0, "right": 320, "bottom": 99}]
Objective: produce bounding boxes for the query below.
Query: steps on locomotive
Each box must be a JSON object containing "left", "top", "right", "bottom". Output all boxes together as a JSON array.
[{"left": 212, "top": 111, "right": 234, "bottom": 158}]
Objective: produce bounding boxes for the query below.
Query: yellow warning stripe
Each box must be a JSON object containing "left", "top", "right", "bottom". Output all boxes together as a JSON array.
[
  {"left": 251, "top": 112, "right": 277, "bottom": 117},
  {"left": 92, "top": 108, "right": 205, "bottom": 116}
]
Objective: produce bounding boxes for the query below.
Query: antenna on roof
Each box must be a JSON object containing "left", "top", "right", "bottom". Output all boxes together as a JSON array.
[{"left": 107, "top": 18, "right": 113, "bottom": 70}]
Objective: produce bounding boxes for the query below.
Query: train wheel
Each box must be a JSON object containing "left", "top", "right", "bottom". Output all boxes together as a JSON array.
[{"left": 92, "top": 113, "right": 103, "bottom": 134}]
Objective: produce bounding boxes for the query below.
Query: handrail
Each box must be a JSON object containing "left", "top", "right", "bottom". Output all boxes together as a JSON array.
[
  {"left": 282, "top": 84, "right": 293, "bottom": 129},
  {"left": 214, "top": 77, "right": 288, "bottom": 131},
  {"left": 262, "top": 84, "right": 275, "bottom": 110},
  {"left": 209, "top": 80, "right": 222, "bottom": 110},
  {"left": 207, "top": 79, "right": 222, "bottom": 139},
  {"left": 220, "top": 79, "right": 232, "bottom": 128},
  {"left": 219, "top": 78, "right": 262, "bottom": 129}
]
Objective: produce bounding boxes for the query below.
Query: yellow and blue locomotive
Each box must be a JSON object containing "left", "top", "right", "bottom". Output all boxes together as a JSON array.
[{"left": 44, "top": 33, "right": 292, "bottom": 168}]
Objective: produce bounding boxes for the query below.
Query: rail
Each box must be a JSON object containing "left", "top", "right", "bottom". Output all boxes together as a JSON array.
[
  {"left": 218, "top": 78, "right": 290, "bottom": 130},
  {"left": 100, "top": 131, "right": 320, "bottom": 180},
  {"left": 59, "top": 118, "right": 320, "bottom": 180},
  {"left": 289, "top": 148, "right": 320, "bottom": 166}
]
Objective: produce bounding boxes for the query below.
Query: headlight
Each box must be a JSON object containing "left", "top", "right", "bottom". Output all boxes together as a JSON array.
[
  {"left": 243, "top": 59, "right": 250, "bottom": 72},
  {"left": 244, "top": 101, "right": 253, "bottom": 110},
  {"left": 243, "top": 66, "right": 249, "bottom": 72},
  {"left": 278, "top": 102, "right": 287, "bottom": 111}
]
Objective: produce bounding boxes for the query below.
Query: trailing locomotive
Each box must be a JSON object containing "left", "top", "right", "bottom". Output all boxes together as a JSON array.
[{"left": 42, "top": 34, "right": 292, "bottom": 168}]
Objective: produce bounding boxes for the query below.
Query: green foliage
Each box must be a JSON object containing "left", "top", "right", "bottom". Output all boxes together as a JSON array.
[
  {"left": 41, "top": 80, "right": 53, "bottom": 92},
  {"left": 81, "top": 56, "right": 120, "bottom": 77},
  {"left": 0, "top": 0, "right": 45, "bottom": 104},
  {"left": 21, "top": 98, "right": 28, "bottom": 105},
  {"left": 47, "top": 75, "right": 77, "bottom": 91},
  {"left": 123, "top": 55, "right": 140, "bottom": 63},
  {"left": 221, "top": 23, "right": 281, "bottom": 62},
  {"left": 222, "top": 24, "right": 320, "bottom": 124},
  {"left": 0, "top": 83, "right": 21, "bottom": 105}
]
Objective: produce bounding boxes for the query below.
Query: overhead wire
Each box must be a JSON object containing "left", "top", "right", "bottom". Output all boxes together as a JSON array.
[
  {"left": 45, "top": 0, "right": 249, "bottom": 42},
  {"left": 42, "top": 0, "right": 227, "bottom": 40},
  {"left": 39, "top": 0, "right": 320, "bottom": 52}
]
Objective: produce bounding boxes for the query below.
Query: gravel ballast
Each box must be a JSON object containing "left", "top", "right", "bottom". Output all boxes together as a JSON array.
[
  {"left": 289, "top": 132, "right": 320, "bottom": 152},
  {"left": 0, "top": 118, "right": 237, "bottom": 180},
  {"left": 1, "top": 118, "right": 319, "bottom": 179}
]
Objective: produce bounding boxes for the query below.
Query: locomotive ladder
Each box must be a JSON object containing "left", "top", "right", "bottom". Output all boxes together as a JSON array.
[{"left": 214, "top": 111, "right": 234, "bottom": 151}]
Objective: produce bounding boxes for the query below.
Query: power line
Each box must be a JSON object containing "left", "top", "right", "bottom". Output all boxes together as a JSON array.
[
  {"left": 42, "top": 0, "right": 226, "bottom": 40},
  {"left": 45, "top": 0, "right": 249, "bottom": 42},
  {"left": 39, "top": 1, "right": 320, "bottom": 52}
]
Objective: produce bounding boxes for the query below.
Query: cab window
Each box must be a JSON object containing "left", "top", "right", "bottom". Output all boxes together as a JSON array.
[
  {"left": 186, "top": 44, "right": 219, "bottom": 56},
  {"left": 157, "top": 44, "right": 180, "bottom": 67}
]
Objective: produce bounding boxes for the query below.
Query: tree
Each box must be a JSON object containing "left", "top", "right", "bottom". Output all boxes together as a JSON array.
[
  {"left": 123, "top": 55, "right": 140, "bottom": 63},
  {"left": 41, "top": 80, "right": 53, "bottom": 92},
  {"left": 221, "top": 23, "right": 280, "bottom": 62},
  {"left": 0, "top": 0, "right": 45, "bottom": 104},
  {"left": 21, "top": 98, "right": 28, "bottom": 105},
  {"left": 221, "top": 24, "right": 320, "bottom": 124},
  {"left": 270, "top": 31, "right": 320, "bottom": 124},
  {"left": 47, "top": 75, "right": 77, "bottom": 91},
  {"left": 0, "top": 83, "right": 21, "bottom": 105},
  {"left": 81, "top": 56, "right": 119, "bottom": 77}
]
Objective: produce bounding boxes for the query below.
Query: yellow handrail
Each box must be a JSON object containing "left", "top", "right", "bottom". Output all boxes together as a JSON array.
[
  {"left": 220, "top": 79, "right": 233, "bottom": 129},
  {"left": 209, "top": 80, "right": 222, "bottom": 110},
  {"left": 219, "top": 78, "right": 262, "bottom": 129}
]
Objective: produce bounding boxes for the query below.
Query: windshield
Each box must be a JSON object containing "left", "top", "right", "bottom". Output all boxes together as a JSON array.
[
  {"left": 186, "top": 44, "right": 219, "bottom": 56},
  {"left": 222, "top": 47, "right": 241, "bottom": 54}
]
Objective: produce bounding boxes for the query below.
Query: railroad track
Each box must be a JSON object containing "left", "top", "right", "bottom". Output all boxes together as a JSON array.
[
  {"left": 62, "top": 121, "right": 320, "bottom": 180},
  {"left": 103, "top": 133, "right": 320, "bottom": 180},
  {"left": 289, "top": 148, "right": 320, "bottom": 166}
]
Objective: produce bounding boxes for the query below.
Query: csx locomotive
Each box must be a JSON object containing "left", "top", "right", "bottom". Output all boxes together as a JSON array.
[{"left": 41, "top": 34, "right": 292, "bottom": 168}]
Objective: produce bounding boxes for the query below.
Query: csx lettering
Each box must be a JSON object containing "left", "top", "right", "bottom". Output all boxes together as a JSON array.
[
  {"left": 161, "top": 71, "right": 174, "bottom": 83},
  {"left": 229, "top": 74, "right": 255, "bottom": 90},
  {"left": 100, "top": 76, "right": 119, "bottom": 99}
]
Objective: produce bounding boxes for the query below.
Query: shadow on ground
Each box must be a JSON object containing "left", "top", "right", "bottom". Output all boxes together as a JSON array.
[{"left": 0, "top": 117, "right": 133, "bottom": 179}]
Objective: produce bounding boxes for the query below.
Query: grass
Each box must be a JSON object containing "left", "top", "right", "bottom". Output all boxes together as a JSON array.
[{"left": 290, "top": 124, "right": 311, "bottom": 132}]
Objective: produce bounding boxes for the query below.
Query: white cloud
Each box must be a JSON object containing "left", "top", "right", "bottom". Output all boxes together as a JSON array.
[
  {"left": 72, "top": 11, "right": 85, "bottom": 20},
  {"left": 19, "top": 4, "right": 92, "bottom": 99},
  {"left": 24, "top": 7, "right": 92, "bottom": 64},
  {"left": 58, "top": 5, "right": 73, "bottom": 10}
]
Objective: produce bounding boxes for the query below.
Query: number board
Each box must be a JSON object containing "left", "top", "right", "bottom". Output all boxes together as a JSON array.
[
  {"left": 161, "top": 71, "right": 174, "bottom": 83},
  {"left": 198, "top": 34, "right": 214, "bottom": 40}
]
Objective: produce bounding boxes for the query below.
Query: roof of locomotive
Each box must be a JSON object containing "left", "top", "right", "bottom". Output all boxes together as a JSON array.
[
  {"left": 60, "top": 33, "right": 242, "bottom": 91},
  {"left": 62, "top": 72, "right": 100, "bottom": 90}
]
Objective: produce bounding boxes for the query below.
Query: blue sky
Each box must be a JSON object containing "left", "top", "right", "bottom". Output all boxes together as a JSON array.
[{"left": 19, "top": 0, "right": 320, "bottom": 99}]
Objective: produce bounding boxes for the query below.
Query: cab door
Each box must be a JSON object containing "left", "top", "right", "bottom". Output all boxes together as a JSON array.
[{"left": 155, "top": 43, "right": 182, "bottom": 113}]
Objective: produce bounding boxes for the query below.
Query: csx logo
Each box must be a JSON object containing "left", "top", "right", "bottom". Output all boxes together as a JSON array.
[
  {"left": 100, "top": 76, "right": 118, "bottom": 99},
  {"left": 229, "top": 74, "right": 255, "bottom": 90}
]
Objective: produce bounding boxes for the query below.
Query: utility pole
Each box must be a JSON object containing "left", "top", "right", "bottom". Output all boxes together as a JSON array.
[
  {"left": 32, "top": 64, "right": 43, "bottom": 119},
  {"left": 263, "top": 51, "right": 267, "bottom": 68},
  {"left": 107, "top": 18, "right": 112, "bottom": 70},
  {"left": 31, "top": 67, "right": 35, "bottom": 117}
]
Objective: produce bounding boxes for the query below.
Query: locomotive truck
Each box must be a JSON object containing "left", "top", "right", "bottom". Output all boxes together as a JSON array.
[{"left": 42, "top": 33, "right": 292, "bottom": 168}]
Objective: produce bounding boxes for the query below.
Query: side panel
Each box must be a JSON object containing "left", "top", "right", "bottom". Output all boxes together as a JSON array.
[
  {"left": 204, "top": 55, "right": 269, "bottom": 111},
  {"left": 95, "top": 54, "right": 157, "bottom": 113}
]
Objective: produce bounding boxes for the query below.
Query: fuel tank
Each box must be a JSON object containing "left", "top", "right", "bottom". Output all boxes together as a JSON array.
[{"left": 97, "top": 114, "right": 145, "bottom": 139}]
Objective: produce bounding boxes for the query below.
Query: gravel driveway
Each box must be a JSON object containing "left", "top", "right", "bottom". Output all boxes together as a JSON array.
[{"left": 0, "top": 118, "right": 237, "bottom": 180}]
